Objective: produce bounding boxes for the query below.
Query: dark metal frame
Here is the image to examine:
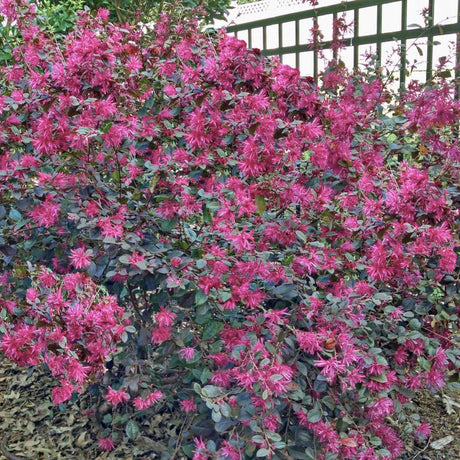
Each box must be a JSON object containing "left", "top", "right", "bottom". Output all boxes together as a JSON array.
[{"left": 226, "top": 0, "right": 460, "bottom": 95}]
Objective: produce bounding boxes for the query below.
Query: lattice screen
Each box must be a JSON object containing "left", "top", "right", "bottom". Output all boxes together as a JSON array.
[{"left": 237, "top": 0, "right": 305, "bottom": 17}]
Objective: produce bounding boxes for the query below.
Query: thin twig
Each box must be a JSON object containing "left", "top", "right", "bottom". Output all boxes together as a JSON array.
[
  {"left": 0, "top": 434, "right": 25, "bottom": 460},
  {"left": 410, "top": 436, "right": 432, "bottom": 459},
  {"left": 170, "top": 415, "right": 194, "bottom": 459}
]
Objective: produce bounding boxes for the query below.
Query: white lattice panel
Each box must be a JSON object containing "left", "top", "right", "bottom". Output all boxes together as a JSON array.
[
  {"left": 238, "top": 0, "right": 309, "bottom": 16},
  {"left": 237, "top": 0, "right": 305, "bottom": 21},
  {"left": 218, "top": 0, "right": 340, "bottom": 26},
  {"left": 237, "top": 0, "right": 272, "bottom": 16}
]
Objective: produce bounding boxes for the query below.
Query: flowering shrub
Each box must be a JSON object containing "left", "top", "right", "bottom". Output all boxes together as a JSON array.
[
  {"left": 0, "top": 266, "right": 127, "bottom": 404},
  {"left": 0, "top": 1, "right": 459, "bottom": 458}
]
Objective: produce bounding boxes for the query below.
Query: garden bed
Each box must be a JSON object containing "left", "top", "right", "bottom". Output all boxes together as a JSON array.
[
  {"left": 1, "top": 359, "right": 458, "bottom": 459},
  {"left": 0, "top": 2, "right": 459, "bottom": 458}
]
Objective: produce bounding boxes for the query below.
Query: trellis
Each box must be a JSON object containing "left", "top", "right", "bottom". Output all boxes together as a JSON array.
[{"left": 226, "top": 0, "right": 460, "bottom": 95}]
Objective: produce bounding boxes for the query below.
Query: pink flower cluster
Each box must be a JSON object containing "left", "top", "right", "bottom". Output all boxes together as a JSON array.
[{"left": 0, "top": 267, "right": 127, "bottom": 404}]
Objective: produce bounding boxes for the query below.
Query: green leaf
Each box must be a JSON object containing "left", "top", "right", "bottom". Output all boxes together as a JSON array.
[
  {"left": 220, "top": 402, "right": 232, "bottom": 417},
  {"left": 76, "top": 127, "right": 91, "bottom": 135},
  {"left": 255, "top": 195, "right": 266, "bottom": 215},
  {"left": 256, "top": 448, "right": 271, "bottom": 457},
  {"left": 14, "top": 218, "right": 30, "bottom": 231},
  {"left": 370, "top": 374, "right": 387, "bottom": 383},
  {"left": 231, "top": 344, "right": 246, "bottom": 360},
  {"left": 202, "top": 321, "right": 222, "bottom": 341},
  {"left": 373, "top": 292, "right": 392, "bottom": 301},
  {"left": 252, "top": 435, "right": 265, "bottom": 444},
  {"left": 9, "top": 209, "right": 22, "bottom": 222},
  {"left": 202, "top": 205, "right": 213, "bottom": 224},
  {"left": 296, "top": 231, "right": 307, "bottom": 243},
  {"left": 125, "top": 420, "right": 139, "bottom": 440},
  {"left": 438, "top": 69, "right": 451, "bottom": 78},
  {"left": 307, "top": 408, "right": 322, "bottom": 423},
  {"left": 160, "top": 218, "right": 177, "bottom": 232},
  {"left": 272, "top": 283, "right": 298, "bottom": 299},
  {"left": 184, "top": 226, "right": 197, "bottom": 242},
  {"left": 296, "top": 361, "right": 308, "bottom": 376},
  {"left": 219, "top": 290, "right": 232, "bottom": 302},
  {"left": 211, "top": 409, "right": 221, "bottom": 422},
  {"left": 195, "top": 289, "right": 208, "bottom": 306},
  {"left": 100, "top": 121, "right": 113, "bottom": 133},
  {"left": 182, "top": 445, "right": 193, "bottom": 457},
  {"left": 196, "top": 259, "right": 207, "bottom": 269},
  {"left": 418, "top": 356, "right": 432, "bottom": 371},
  {"left": 268, "top": 432, "right": 282, "bottom": 442},
  {"left": 193, "top": 383, "right": 202, "bottom": 394},
  {"left": 370, "top": 436, "right": 382, "bottom": 446},
  {"left": 119, "top": 254, "right": 131, "bottom": 264},
  {"left": 200, "top": 368, "right": 213, "bottom": 384},
  {"left": 149, "top": 175, "right": 159, "bottom": 193},
  {"left": 201, "top": 385, "right": 221, "bottom": 398},
  {"left": 214, "top": 418, "right": 234, "bottom": 433}
]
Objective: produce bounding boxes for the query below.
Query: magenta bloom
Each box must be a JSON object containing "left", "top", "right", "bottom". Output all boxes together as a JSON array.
[
  {"left": 133, "top": 390, "right": 163, "bottom": 410},
  {"left": 151, "top": 325, "right": 172, "bottom": 344},
  {"left": 180, "top": 397, "right": 197, "bottom": 413},
  {"left": 51, "top": 381, "right": 73, "bottom": 405},
  {"left": 69, "top": 247, "right": 92, "bottom": 269},
  {"left": 415, "top": 421, "right": 432, "bottom": 440},
  {"left": 179, "top": 347, "right": 197, "bottom": 362},
  {"left": 98, "top": 437, "right": 115, "bottom": 451},
  {"left": 105, "top": 386, "right": 130, "bottom": 406}
]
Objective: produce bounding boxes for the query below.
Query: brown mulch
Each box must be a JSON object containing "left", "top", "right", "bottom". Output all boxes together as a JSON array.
[
  {"left": 0, "top": 358, "right": 459, "bottom": 459},
  {"left": 0, "top": 359, "right": 182, "bottom": 460},
  {"left": 399, "top": 388, "right": 460, "bottom": 460}
]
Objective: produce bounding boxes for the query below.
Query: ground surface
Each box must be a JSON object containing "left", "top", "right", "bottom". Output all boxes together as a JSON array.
[{"left": 0, "top": 359, "right": 459, "bottom": 459}]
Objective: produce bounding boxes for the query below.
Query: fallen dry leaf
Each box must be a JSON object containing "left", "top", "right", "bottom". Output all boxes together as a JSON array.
[{"left": 431, "top": 435, "right": 454, "bottom": 450}]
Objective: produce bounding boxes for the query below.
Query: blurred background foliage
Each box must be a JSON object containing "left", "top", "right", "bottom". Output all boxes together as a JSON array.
[
  {"left": 0, "top": 0, "right": 233, "bottom": 62},
  {"left": 35, "top": 0, "right": 232, "bottom": 28}
]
